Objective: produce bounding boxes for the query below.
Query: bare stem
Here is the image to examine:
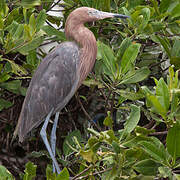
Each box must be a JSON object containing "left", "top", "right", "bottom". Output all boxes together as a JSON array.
[
  {"left": 150, "top": 131, "right": 168, "bottom": 136},
  {"left": 75, "top": 167, "right": 112, "bottom": 179},
  {"left": 76, "top": 94, "right": 101, "bottom": 132},
  {"left": 72, "top": 165, "right": 92, "bottom": 180}
]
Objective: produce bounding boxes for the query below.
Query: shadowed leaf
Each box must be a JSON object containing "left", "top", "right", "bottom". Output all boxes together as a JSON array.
[
  {"left": 166, "top": 122, "right": 180, "bottom": 160},
  {"left": 124, "top": 104, "right": 140, "bottom": 133}
]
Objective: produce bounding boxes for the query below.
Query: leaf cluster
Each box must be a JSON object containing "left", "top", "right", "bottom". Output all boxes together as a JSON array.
[{"left": 0, "top": 0, "right": 180, "bottom": 179}]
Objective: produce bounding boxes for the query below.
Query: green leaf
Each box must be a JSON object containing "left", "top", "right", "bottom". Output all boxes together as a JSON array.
[
  {"left": 87, "top": 128, "right": 100, "bottom": 136},
  {"left": 158, "top": 166, "right": 172, "bottom": 179},
  {"left": 171, "top": 4, "right": 180, "bottom": 18},
  {"left": 146, "top": 95, "right": 167, "bottom": 117},
  {"left": 105, "top": 130, "right": 118, "bottom": 143},
  {"left": 151, "top": 0, "right": 160, "bottom": 15},
  {"left": 138, "top": 8, "right": 151, "bottom": 32},
  {"left": 156, "top": 78, "right": 170, "bottom": 112},
  {"left": 46, "top": 15, "right": 62, "bottom": 27},
  {"left": 133, "top": 159, "right": 160, "bottom": 176},
  {"left": 83, "top": 79, "right": 104, "bottom": 88},
  {"left": 0, "top": 165, "right": 14, "bottom": 180},
  {"left": 120, "top": 43, "right": 141, "bottom": 74},
  {"left": 29, "top": 13, "right": 36, "bottom": 35},
  {"left": 139, "top": 138, "right": 168, "bottom": 164},
  {"left": 26, "top": 50, "right": 39, "bottom": 68},
  {"left": 171, "top": 39, "right": 180, "bottom": 57},
  {"left": 116, "top": 38, "right": 131, "bottom": 64},
  {"left": 120, "top": 67, "right": 150, "bottom": 84},
  {"left": 80, "top": 149, "right": 96, "bottom": 163},
  {"left": 171, "top": 91, "right": 178, "bottom": 113},
  {"left": 17, "top": 36, "right": 44, "bottom": 55},
  {"left": 141, "top": 86, "right": 154, "bottom": 96},
  {"left": 124, "top": 104, "right": 140, "bottom": 133},
  {"left": 5, "top": 20, "right": 19, "bottom": 34},
  {"left": 101, "top": 0, "right": 110, "bottom": 11},
  {"left": 166, "top": 122, "right": 180, "bottom": 160},
  {"left": 174, "top": 174, "right": 180, "bottom": 180},
  {"left": 103, "top": 111, "right": 113, "bottom": 129},
  {"left": 97, "top": 41, "right": 116, "bottom": 78},
  {"left": 0, "top": 0, "right": 8, "bottom": 17},
  {"left": 159, "top": 0, "right": 171, "bottom": 13},
  {"left": 135, "top": 126, "right": 155, "bottom": 136},
  {"left": 88, "top": 136, "right": 99, "bottom": 147},
  {"left": 46, "top": 165, "right": 56, "bottom": 180},
  {"left": 12, "top": 24, "right": 24, "bottom": 40},
  {"left": 0, "top": 98, "right": 13, "bottom": 111},
  {"left": 170, "top": 57, "right": 180, "bottom": 69},
  {"left": 150, "top": 22, "right": 166, "bottom": 33},
  {"left": 117, "top": 89, "right": 144, "bottom": 100},
  {"left": 0, "top": 73, "right": 11, "bottom": 83},
  {"left": 0, "top": 16, "right": 4, "bottom": 29},
  {"left": 42, "top": 25, "right": 66, "bottom": 41},
  {"left": 5, "top": 59, "right": 28, "bottom": 76},
  {"left": 23, "top": 24, "right": 31, "bottom": 41},
  {"left": 112, "top": 141, "right": 120, "bottom": 154},
  {"left": 36, "top": 9, "right": 47, "bottom": 32},
  {"left": 5, "top": 8, "right": 20, "bottom": 26},
  {"left": 57, "top": 168, "right": 69, "bottom": 180},
  {"left": 23, "top": 162, "right": 37, "bottom": 180},
  {"left": 79, "top": 0, "right": 92, "bottom": 7},
  {"left": 127, "top": 0, "right": 145, "bottom": 9},
  {"left": 0, "top": 80, "right": 25, "bottom": 95},
  {"left": 20, "top": 0, "right": 41, "bottom": 8},
  {"left": 155, "top": 35, "right": 171, "bottom": 57},
  {"left": 63, "top": 130, "right": 82, "bottom": 156},
  {"left": 88, "top": 136, "right": 100, "bottom": 153}
]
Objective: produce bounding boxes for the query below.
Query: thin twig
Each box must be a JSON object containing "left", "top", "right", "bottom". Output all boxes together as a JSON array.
[
  {"left": 143, "top": 120, "right": 155, "bottom": 129},
  {"left": 48, "top": 9, "right": 62, "bottom": 12},
  {"left": 149, "top": 59, "right": 167, "bottom": 69},
  {"left": 76, "top": 94, "right": 101, "bottom": 132},
  {"left": 91, "top": 73, "right": 107, "bottom": 100},
  {"left": 39, "top": 40, "right": 58, "bottom": 47},
  {"left": 46, "top": 0, "right": 61, "bottom": 12},
  {"left": 155, "top": 32, "right": 180, "bottom": 37},
  {"left": 105, "top": 89, "right": 112, "bottom": 111},
  {"left": 45, "top": 20, "right": 55, "bottom": 28},
  {"left": 111, "top": 92, "right": 115, "bottom": 117},
  {"left": 150, "top": 131, "right": 168, "bottom": 136},
  {"left": 161, "top": 65, "right": 171, "bottom": 73},
  {"left": 72, "top": 165, "right": 92, "bottom": 180},
  {"left": 75, "top": 167, "right": 112, "bottom": 179}
]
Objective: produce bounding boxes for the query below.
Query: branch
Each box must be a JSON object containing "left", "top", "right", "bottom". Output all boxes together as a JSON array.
[
  {"left": 150, "top": 131, "right": 168, "bottom": 136},
  {"left": 46, "top": 0, "right": 61, "bottom": 12},
  {"left": 72, "top": 165, "right": 92, "bottom": 180},
  {"left": 76, "top": 94, "right": 101, "bottom": 132},
  {"left": 75, "top": 167, "right": 112, "bottom": 179}
]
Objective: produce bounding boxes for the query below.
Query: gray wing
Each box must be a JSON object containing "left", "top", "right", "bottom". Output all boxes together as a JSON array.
[{"left": 15, "top": 41, "right": 80, "bottom": 142}]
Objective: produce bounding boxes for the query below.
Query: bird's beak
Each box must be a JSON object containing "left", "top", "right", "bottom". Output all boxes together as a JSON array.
[{"left": 99, "top": 11, "right": 130, "bottom": 19}]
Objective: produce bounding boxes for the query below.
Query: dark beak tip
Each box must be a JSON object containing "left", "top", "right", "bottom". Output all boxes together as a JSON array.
[{"left": 114, "top": 14, "right": 130, "bottom": 19}]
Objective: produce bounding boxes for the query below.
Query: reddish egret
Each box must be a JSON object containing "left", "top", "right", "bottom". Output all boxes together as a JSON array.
[{"left": 13, "top": 7, "right": 129, "bottom": 174}]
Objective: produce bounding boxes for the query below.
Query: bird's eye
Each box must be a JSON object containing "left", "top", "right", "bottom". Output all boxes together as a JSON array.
[{"left": 88, "top": 10, "right": 99, "bottom": 17}]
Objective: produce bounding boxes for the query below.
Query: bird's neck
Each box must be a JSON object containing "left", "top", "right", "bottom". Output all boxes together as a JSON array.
[{"left": 65, "top": 24, "right": 97, "bottom": 83}]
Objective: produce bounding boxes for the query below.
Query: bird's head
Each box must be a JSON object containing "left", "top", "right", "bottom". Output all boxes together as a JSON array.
[
  {"left": 87, "top": 7, "right": 130, "bottom": 21},
  {"left": 67, "top": 7, "right": 129, "bottom": 24}
]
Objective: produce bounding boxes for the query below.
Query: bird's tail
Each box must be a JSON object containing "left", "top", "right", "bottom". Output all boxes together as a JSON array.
[
  {"left": 10, "top": 117, "right": 20, "bottom": 146},
  {"left": 11, "top": 105, "right": 25, "bottom": 145}
]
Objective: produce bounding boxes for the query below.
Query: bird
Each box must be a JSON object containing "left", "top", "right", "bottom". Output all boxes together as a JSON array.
[{"left": 13, "top": 7, "right": 129, "bottom": 174}]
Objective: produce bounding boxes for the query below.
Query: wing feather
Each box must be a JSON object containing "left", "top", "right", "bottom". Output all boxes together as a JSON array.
[{"left": 15, "top": 42, "right": 80, "bottom": 142}]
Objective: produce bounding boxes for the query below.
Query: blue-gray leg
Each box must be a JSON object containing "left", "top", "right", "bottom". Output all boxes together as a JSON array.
[
  {"left": 40, "top": 109, "right": 61, "bottom": 174},
  {"left": 50, "top": 112, "right": 60, "bottom": 173}
]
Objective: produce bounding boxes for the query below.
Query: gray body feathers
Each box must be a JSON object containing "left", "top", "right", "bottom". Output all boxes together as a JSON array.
[{"left": 15, "top": 42, "right": 80, "bottom": 142}]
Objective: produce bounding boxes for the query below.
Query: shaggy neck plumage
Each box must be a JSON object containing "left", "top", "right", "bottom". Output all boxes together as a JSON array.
[{"left": 65, "top": 17, "right": 97, "bottom": 84}]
